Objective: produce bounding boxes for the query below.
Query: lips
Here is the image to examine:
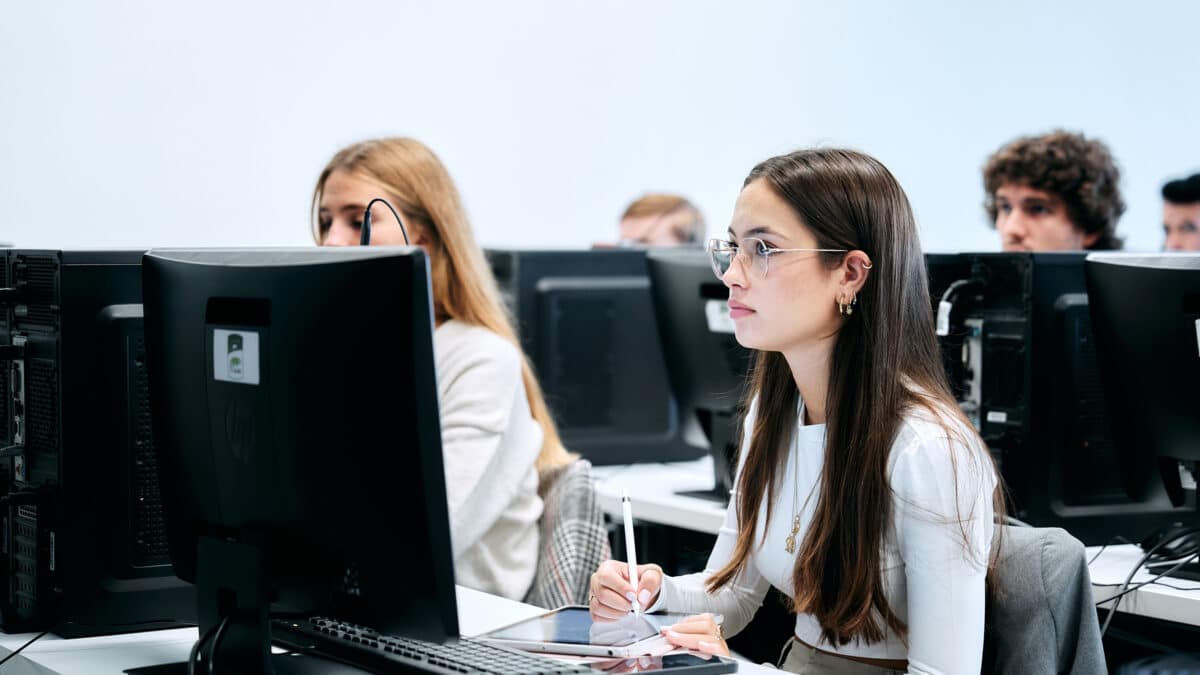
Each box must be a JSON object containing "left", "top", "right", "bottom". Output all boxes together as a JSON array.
[{"left": 728, "top": 299, "right": 755, "bottom": 319}]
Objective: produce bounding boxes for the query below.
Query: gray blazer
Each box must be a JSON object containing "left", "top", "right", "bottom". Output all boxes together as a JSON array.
[{"left": 984, "top": 525, "right": 1106, "bottom": 674}]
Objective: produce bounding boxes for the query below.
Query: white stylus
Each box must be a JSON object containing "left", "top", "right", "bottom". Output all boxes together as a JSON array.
[{"left": 622, "top": 489, "right": 640, "bottom": 615}]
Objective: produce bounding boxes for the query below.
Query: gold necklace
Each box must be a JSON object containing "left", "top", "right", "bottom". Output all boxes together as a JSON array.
[
  {"left": 785, "top": 514, "right": 802, "bottom": 554},
  {"left": 784, "top": 410, "right": 802, "bottom": 554},
  {"left": 784, "top": 404, "right": 823, "bottom": 555}
]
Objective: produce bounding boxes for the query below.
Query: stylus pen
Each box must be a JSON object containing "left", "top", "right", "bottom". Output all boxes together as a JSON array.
[{"left": 622, "top": 489, "right": 640, "bottom": 615}]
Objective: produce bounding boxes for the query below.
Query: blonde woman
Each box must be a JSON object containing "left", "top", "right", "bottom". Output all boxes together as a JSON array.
[{"left": 313, "top": 137, "right": 573, "bottom": 600}]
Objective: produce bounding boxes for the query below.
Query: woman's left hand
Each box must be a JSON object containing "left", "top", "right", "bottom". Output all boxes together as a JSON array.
[{"left": 660, "top": 613, "right": 730, "bottom": 657}]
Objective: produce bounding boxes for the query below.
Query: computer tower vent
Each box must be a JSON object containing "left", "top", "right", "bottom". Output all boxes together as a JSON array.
[
  {"left": 0, "top": 360, "right": 9, "bottom": 445},
  {"left": 130, "top": 336, "right": 169, "bottom": 566},
  {"left": 24, "top": 358, "right": 59, "bottom": 486},
  {"left": 11, "top": 507, "right": 42, "bottom": 619},
  {"left": 13, "top": 256, "right": 58, "bottom": 329},
  {"left": 1062, "top": 311, "right": 1125, "bottom": 504}
]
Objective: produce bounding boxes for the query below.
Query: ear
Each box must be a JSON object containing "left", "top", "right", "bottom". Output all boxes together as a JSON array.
[
  {"left": 407, "top": 224, "right": 428, "bottom": 247},
  {"left": 1081, "top": 230, "right": 1100, "bottom": 249},
  {"left": 837, "top": 250, "right": 873, "bottom": 296}
]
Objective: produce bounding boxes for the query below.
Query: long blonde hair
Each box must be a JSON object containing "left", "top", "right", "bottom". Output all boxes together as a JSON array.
[{"left": 312, "top": 137, "right": 573, "bottom": 472}]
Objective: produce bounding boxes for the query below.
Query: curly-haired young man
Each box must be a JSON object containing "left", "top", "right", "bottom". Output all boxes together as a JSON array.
[{"left": 983, "top": 131, "right": 1125, "bottom": 251}]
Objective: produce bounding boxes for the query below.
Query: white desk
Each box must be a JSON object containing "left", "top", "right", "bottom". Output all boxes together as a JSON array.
[
  {"left": 0, "top": 585, "right": 774, "bottom": 674},
  {"left": 596, "top": 461, "right": 1200, "bottom": 630},
  {"left": 593, "top": 456, "right": 727, "bottom": 536},
  {"left": 1088, "top": 544, "right": 1200, "bottom": 626}
]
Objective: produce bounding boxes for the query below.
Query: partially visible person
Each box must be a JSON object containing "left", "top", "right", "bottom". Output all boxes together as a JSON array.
[
  {"left": 618, "top": 193, "right": 705, "bottom": 246},
  {"left": 1162, "top": 173, "right": 1200, "bottom": 251},
  {"left": 983, "top": 130, "right": 1125, "bottom": 251},
  {"left": 313, "top": 137, "right": 574, "bottom": 601}
]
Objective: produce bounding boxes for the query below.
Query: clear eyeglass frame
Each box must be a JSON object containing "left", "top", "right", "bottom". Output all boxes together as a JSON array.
[{"left": 705, "top": 237, "right": 848, "bottom": 280}]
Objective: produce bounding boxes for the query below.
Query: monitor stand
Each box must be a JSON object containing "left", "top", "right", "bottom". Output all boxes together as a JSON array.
[
  {"left": 126, "top": 536, "right": 275, "bottom": 674},
  {"left": 674, "top": 407, "right": 736, "bottom": 505}
]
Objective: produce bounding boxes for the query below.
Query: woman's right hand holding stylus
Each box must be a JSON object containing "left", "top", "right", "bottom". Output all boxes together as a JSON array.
[{"left": 588, "top": 560, "right": 663, "bottom": 620}]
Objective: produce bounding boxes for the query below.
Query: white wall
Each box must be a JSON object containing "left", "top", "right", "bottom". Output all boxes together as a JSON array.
[{"left": 2, "top": 0, "right": 1197, "bottom": 252}]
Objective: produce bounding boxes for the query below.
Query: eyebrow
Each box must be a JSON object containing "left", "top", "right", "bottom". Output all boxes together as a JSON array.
[
  {"left": 726, "top": 225, "right": 781, "bottom": 238},
  {"left": 317, "top": 204, "right": 367, "bottom": 215}
]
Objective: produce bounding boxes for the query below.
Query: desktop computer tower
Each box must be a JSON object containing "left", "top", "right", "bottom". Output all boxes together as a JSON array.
[
  {"left": 0, "top": 250, "right": 193, "bottom": 636},
  {"left": 927, "top": 252, "right": 1191, "bottom": 545},
  {"left": 1, "top": 248, "right": 11, "bottom": 450},
  {"left": 486, "top": 249, "right": 700, "bottom": 465}
]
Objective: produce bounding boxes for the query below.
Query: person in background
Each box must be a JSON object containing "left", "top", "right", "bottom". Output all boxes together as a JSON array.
[
  {"left": 983, "top": 130, "right": 1125, "bottom": 251},
  {"left": 618, "top": 193, "right": 706, "bottom": 246},
  {"left": 1162, "top": 173, "right": 1200, "bottom": 251},
  {"left": 312, "top": 137, "right": 574, "bottom": 600},
  {"left": 590, "top": 148, "right": 1006, "bottom": 673}
]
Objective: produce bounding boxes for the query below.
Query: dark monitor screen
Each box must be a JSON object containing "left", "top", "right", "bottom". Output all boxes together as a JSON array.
[
  {"left": 142, "top": 247, "right": 456, "bottom": 671},
  {"left": 645, "top": 249, "right": 752, "bottom": 497},
  {"left": 1087, "top": 253, "right": 1200, "bottom": 509},
  {"left": 486, "top": 248, "right": 699, "bottom": 464}
]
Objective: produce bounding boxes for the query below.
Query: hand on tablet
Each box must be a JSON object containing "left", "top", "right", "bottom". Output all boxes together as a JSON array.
[
  {"left": 589, "top": 560, "right": 663, "bottom": 620},
  {"left": 660, "top": 613, "right": 730, "bottom": 657}
]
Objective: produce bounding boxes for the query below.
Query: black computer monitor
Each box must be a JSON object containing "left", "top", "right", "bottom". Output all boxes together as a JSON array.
[
  {"left": 1086, "top": 253, "right": 1200, "bottom": 514},
  {"left": 142, "top": 247, "right": 456, "bottom": 673},
  {"left": 927, "top": 252, "right": 1190, "bottom": 544},
  {"left": 645, "top": 249, "right": 753, "bottom": 500},
  {"left": 486, "top": 249, "right": 699, "bottom": 465}
]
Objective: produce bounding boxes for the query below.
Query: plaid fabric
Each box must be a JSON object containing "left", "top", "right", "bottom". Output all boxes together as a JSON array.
[{"left": 524, "top": 459, "right": 611, "bottom": 609}]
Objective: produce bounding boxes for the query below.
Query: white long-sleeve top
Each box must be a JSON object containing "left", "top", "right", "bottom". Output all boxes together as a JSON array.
[
  {"left": 434, "top": 320, "right": 543, "bottom": 601},
  {"left": 649, "top": 398, "right": 996, "bottom": 675}
]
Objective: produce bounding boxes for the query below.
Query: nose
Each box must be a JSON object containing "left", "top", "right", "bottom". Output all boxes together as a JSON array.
[
  {"left": 997, "top": 211, "right": 1028, "bottom": 247},
  {"left": 321, "top": 220, "right": 361, "bottom": 247},
  {"left": 721, "top": 252, "right": 748, "bottom": 290},
  {"left": 1164, "top": 232, "right": 1183, "bottom": 251}
]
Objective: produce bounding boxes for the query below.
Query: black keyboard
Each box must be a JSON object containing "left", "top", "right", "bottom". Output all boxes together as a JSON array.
[{"left": 273, "top": 616, "right": 595, "bottom": 674}]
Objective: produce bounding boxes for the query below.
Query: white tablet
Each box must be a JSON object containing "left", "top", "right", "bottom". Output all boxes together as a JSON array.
[{"left": 476, "top": 606, "right": 723, "bottom": 658}]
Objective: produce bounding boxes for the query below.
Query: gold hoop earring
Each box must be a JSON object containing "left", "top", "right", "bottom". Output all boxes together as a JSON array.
[{"left": 837, "top": 292, "right": 857, "bottom": 316}]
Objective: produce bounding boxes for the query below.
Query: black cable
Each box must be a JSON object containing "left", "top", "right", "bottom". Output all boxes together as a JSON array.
[
  {"left": 1097, "top": 552, "right": 1200, "bottom": 606},
  {"left": 188, "top": 622, "right": 222, "bottom": 675},
  {"left": 206, "top": 615, "right": 232, "bottom": 675},
  {"left": 0, "top": 630, "right": 49, "bottom": 667},
  {"left": 1088, "top": 535, "right": 1133, "bottom": 566},
  {"left": 360, "top": 198, "right": 410, "bottom": 246},
  {"left": 1096, "top": 527, "right": 1200, "bottom": 638}
]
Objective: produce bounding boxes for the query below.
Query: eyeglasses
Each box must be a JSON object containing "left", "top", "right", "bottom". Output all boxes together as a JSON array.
[{"left": 706, "top": 237, "right": 848, "bottom": 280}]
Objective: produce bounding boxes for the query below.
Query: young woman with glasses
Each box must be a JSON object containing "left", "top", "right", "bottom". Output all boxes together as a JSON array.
[{"left": 588, "top": 148, "right": 1006, "bottom": 674}]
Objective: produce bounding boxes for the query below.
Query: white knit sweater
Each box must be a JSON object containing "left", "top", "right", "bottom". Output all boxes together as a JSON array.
[
  {"left": 434, "top": 320, "right": 543, "bottom": 601},
  {"left": 648, "top": 398, "right": 996, "bottom": 674}
]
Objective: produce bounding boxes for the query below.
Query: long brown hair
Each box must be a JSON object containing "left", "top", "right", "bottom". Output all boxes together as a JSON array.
[
  {"left": 705, "top": 148, "right": 1005, "bottom": 645},
  {"left": 312, "top": 137, "right": 573, "bottom": 472}
]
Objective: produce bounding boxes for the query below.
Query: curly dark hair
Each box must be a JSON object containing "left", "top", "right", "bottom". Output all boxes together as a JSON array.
[
  {"left": 1162, "top": 173, "right": 1200, "bottom": 204},
  {"left": 983, "top": 130, "right": 1125, "bottom": 250}
]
